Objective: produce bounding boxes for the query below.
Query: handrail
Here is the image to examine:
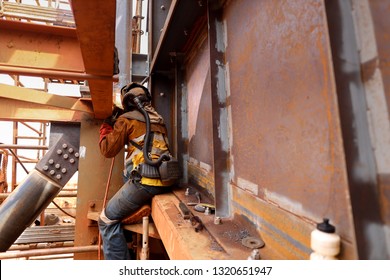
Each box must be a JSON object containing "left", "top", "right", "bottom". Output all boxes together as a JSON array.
[{"left": 0, "top": 1, "right": 75, "bottom": 27}]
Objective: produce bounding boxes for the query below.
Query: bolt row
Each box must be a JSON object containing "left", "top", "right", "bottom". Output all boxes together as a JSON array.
[{"left": 42, "top": 143, "right": 79, "bottom": 180}]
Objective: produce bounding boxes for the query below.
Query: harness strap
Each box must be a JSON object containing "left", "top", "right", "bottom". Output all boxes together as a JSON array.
[
  {"left": 129, "top": 132, "right": 154, "bottom": 153},
  {"left": 129, "top": 139, "right": 143, "bottom": 151}
]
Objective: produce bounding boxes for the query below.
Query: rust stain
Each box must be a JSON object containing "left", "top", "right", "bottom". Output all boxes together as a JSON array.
[
  {"left": 222, "top": 0, "right": 351, "bottom": 221},
  {"left": 232, "top": 186, "right": 358, "bottom": 259},
  {"left": 188, "top": 161, "right": 215, "bottom": 196}
]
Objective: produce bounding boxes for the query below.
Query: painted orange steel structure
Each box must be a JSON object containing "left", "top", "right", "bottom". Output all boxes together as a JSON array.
[{"left": 0, "top": 0, "right": 116, "bottom": 120}]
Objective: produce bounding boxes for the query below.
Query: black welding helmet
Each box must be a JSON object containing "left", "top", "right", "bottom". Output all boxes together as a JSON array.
[{"left": 121, "top": 82, "right": 152, "bottom": 112}]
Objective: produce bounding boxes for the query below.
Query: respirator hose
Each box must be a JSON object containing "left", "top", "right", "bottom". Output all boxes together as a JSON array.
[{"left": 134, "top": 97, "right": 170, "bottom": 167}]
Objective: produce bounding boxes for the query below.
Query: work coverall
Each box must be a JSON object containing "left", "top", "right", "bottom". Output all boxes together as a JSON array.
[{"left": 98, "top": 107, "right": 173, "bottom": 260}]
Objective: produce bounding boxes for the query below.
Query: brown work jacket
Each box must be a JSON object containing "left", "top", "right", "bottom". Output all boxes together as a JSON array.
[{"left": 99, "top": 115, "right": 171, "bottom": 186}]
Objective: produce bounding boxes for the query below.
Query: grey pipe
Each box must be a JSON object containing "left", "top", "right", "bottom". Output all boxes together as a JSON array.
[
  {"left": 0, "top": 245, "right": 99, "bottom": 259},
  {"left": 0, "top": 170, "right": 62, "bottom": 252}
]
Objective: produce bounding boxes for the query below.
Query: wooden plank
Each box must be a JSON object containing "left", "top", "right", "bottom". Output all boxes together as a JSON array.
[{"left": 87, "top": 211, "right": 161, "bottom": 240}]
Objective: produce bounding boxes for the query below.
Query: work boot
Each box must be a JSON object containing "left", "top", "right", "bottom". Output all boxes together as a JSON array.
[{"left": 121, "top": 204, "right": 151, "bottom": 225}]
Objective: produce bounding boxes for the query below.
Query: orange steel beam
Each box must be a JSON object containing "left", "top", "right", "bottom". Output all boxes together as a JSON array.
[
  {"left": 0, "top": 12, "right": 117, "bottom": 119},
  {"left": 70, "top": 0, "right": 117, "bottom": 119},
  {"left": 0, "top": 20, "right": 84, "bottom": 73},
  {"left": 0, "top": 98, "right": 91, "bottom": 122},
  {"left": 0, "top": 65, "right": 116, "bottom": 81},
  {"left": 0, "top": 83, "right": 93, "bottom": 113},
  {"left": 0, "top": 19, "right": 76, "bottom": 37}
]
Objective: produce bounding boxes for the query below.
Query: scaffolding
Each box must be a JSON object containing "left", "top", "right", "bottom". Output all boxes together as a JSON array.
[{"left": 11, "top": 121, "right": 48, "bottom": 190}]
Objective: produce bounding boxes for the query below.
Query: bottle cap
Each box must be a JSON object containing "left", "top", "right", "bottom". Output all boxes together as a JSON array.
[{"left": 317, "top": 218, "right": 336, "bottom": 233}]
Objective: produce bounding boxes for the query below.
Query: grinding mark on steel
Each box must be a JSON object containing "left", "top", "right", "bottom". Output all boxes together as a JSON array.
[
  {"left": 210, "top": 237, "right": 225, "bottom": 252},
  {"left": 222, "top": 229, "right": 250, "bottom": 242}
]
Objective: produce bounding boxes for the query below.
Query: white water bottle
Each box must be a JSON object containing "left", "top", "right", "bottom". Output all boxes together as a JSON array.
[{"left": 310, "top": 218, "right": 340, "bottom": 260}]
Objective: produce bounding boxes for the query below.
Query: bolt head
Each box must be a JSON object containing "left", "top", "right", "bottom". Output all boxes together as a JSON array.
[{"left": 214, "top": 217, "right": 222, "bottom": 225}]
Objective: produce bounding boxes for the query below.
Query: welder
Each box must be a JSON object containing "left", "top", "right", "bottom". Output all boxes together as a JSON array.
[{"left": 98, "top": 82, "right": 178, "bottom": 260}]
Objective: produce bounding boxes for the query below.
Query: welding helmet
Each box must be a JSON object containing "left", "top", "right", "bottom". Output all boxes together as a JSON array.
[{"left": 121, "top": 83, "right": 152, "bottom": 112}]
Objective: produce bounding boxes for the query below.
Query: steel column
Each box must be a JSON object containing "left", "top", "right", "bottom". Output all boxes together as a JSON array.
[
  {"left": 0, "top": 123, "right": 81, "bottom": 252},
  {"left": 115, "top": 0, "right": 132, "bottom": 88},
  {"left": 325, "top": 0, "right": 388, "bottom": 259},
  {"left": 207, "top": 2, "right": 230, "bottom": 218},
  {"left": 73, "top": 120, "right": 124, "bottom": 260}
]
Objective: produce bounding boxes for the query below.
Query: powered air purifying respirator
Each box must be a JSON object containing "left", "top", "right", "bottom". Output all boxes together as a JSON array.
[{"left": 121, "top": 83, "right": 181, "bottom": 182}]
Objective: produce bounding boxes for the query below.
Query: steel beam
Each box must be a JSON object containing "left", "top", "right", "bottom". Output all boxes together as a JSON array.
[
  {"left": 326, "top": 0, "right": 388, "bottom": 259},
  {"left": 0, "top": 123, "right": 81, "bottom": 252},
  {"left": 70, "top": 0, "right": 117, "bottom": 119},
  {"left": 0, "top": 20, "right": 84, "bottom": 73},
  {"left": 115, "top": 0, "right": 132, "bottom": 88},
  {"left": 150, "top": 0, "right": 206, "bottom": 74},
  {"left": 132, "top": 53, "right": 148, "bottom": 83},
  {"left": 0, "top": 83, "right": 93, "bottom": 113},
  {"left": 149, "top": 0, "right": 175, "bottom": 66},
  {"left": 0, "top": 98, "right": 90, "bottom": 122},
  {"left": 207, "top": 2, "right": 230, "bottom": 218},
  {"left": 0, "top": 65, "right": 116, "bottom": 81},
  {"left": 369, "top": 0, "right": 390, "bottom": 255}
]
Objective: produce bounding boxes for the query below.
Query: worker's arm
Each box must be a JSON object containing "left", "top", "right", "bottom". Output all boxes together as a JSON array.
[{"left": 99, "top": 117, "right": 134, "bottom": 158}]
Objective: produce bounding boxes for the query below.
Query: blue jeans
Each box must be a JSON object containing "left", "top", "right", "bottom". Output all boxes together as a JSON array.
[{"left": 98, "top": 176, "right": 169, "bottom": 260}]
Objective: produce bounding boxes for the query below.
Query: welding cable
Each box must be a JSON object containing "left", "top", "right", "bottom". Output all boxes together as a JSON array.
[
  {"left": 51, "top": 200, "right": 76, "bottom": 219},
  {"left": 98, "top": 156, "right": 116, "bottom": 260}
]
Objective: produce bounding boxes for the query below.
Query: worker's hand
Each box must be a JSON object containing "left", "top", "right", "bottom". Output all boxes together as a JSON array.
[
  {"left": 103, "top": 106, "right": 124, "bottom": 127},
  {"left": 103, "top": 116, "right": 115, "bottom": 127},
  {"left": 112, "top": 105, "right": 124, "bottom": 118}
]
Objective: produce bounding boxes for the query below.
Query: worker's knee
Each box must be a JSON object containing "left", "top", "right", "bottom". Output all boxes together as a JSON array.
[{"left": 98, "top": 209, "right": 119, "bottom": 226}]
